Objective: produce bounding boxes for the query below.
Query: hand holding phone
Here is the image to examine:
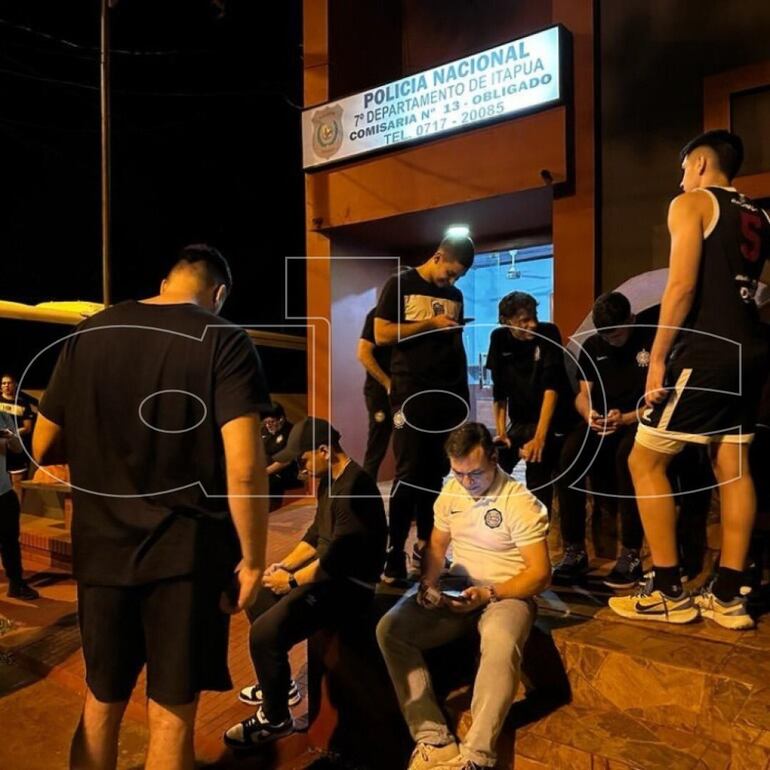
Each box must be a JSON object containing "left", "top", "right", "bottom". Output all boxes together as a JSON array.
[{"left": 440, "top": 588, "right": 470, "bottom": 602}]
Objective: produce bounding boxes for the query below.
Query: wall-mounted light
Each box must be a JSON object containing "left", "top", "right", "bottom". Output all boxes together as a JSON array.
[{"left": 445, "top": 225, "right": 470, "bottom": 238}]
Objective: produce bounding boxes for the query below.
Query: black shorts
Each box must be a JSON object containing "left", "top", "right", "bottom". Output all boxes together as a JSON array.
[
  {"left": 78, "top": 573, "right": 231, "bottom": 705},
  {"left": 637, "top": 358, "right": 766, "bottom": 455}
]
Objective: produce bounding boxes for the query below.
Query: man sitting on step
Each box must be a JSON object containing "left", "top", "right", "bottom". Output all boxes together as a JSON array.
[
  {"left": 377, "top": 422, "right": 551, "bottom": 770},
  {"left": 224, "top": 417, "right": 387, "bottom": 749}
]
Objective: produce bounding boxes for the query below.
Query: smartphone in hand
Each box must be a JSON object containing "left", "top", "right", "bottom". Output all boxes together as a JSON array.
[{"left": 441, "top": 589, "right": 469, "bottom": 602}]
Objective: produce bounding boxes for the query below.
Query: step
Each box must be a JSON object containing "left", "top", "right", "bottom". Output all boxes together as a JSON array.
[{"left": 534, "top": 584, "right": 770, "bottom": 750}]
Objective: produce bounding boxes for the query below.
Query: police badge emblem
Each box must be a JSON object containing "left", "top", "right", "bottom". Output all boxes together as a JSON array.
[
  {"left": 484, "top": 508, "right": 503, "bottom": 529},
  {"left": 311, "top": 104, "right": 344, "bottom": 160},
  {"left": 393, "top": 410, "right": 406, "bottom": 429},
  {"left": 374, "top": 410, "right": 386, "bottom": 423},
  {"left": 636, "top": 348, "right": 651, "bottom": 367}
]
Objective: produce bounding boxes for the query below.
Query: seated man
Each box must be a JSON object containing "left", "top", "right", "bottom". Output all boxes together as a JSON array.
[
  {"left": 553, "top": 291, "right": 653, "bottom": 588},
  {"left": 225, "top": 417, "right": 387, "bottom": 749},
  {"left": 377, "top": 422, "right": 550, "bottom": 770},
  {"left": 260, "top": 402, "right": 299, "bottom": 511}
]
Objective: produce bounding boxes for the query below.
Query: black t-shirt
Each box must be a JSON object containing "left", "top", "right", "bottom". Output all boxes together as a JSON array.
[
  {"left": 577, "top": 325, "right": 655, "bottom": 414},
  {"left": 485, "top": 322, "right": 573, "bottom": 430},
  {"left": 360, "top": 308, "right": 391, "bottom": 400},
  {"left": 39, "top": 300, "right": 271, "bottom": 586},
  {"left": 673, "top": 187, "right": 770, "bottom": 370},
  {"left": 301, "top": 460, "right": 387, "bottom": 587},
  {"left": 262, "top": 419, "right": 299, "bottom": 487},
  {"left": 0, "top": 391, "right": 35, "bottom": 424},
  {"left": 375, "top": 268, "right": 468, "bottom": 403},
  {"left": 0, "top": 392, "right": 35, "bottom": 470}
]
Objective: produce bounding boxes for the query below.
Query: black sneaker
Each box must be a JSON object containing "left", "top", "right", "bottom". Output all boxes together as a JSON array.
[
  {"left": 223, "top": 707, "right": 294, "bottom": 749},
  {"left": 7, "top": 581, "right": 39, "bottom": 601},
  {"left": 603, "top": 549, "right": 643, "bottom": 589},
  {"left": 552, "top": 546, "right": 589, "bottom": 583},
  {"left": 381, "top": 549, "right": 407, "bottom": 583},
  {"left": 238, "top": 679, "right": 302, "bottom": 707}
]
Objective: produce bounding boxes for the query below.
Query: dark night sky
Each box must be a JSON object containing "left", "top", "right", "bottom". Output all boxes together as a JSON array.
[
  {"left": 0, "top": 0, "right": 305, "bottom": 319},
  {"left": 0, "top": 0, "right": 306, "bottom": 388}
]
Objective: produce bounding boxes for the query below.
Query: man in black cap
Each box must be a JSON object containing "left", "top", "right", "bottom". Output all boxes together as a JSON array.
[{"left": 224, "top": 417, "right": 387, "bottom": 749}]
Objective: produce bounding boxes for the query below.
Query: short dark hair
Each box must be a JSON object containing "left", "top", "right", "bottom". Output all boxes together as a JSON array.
[
  {"left": 444, "top": 422, "right": 496, "bottom": 461},
  {"left": 592, "top": 291, "right": 631, "bottom": 329},
  {"left": 263, "top": 402, "right": 286, "bottom": 419},
  {"left": 169, "top": 244, "right": 233, "bottom": 293},
  {"left": 498, "top": 291, "right": 538, "bottom": 322},
  {"left": 438, "top": 235, "right": 475, "bottom": 269},
  {"left": 1, "top": 373, "right": 16, "bottom": 382},
  {"left": 679, "top": 130, "right": 744, "bottom": 181}
]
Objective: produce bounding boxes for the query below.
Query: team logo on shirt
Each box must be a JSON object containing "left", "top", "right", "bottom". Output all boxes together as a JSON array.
[
  {"left": 534, "top": 346, "right": 541, "bottom": 362},
  {"left": 431, "top": 300, "right": 446, "bottom": 316},
  {"left": 636, "top": 348, "right": 650, "bottom": 368},
  {"left": 393, "top": 410, "right": 406, "bottom": 429},
  {"left": 276, "top": 434, "right": 284, "bottom": 444},
  {"left": 484, "top": 508, "right": 503, "bottom": 528}
]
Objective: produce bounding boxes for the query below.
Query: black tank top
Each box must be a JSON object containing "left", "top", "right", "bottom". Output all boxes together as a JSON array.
[{"left": 671, "top": 186, "right": 770, "bottom": 367}]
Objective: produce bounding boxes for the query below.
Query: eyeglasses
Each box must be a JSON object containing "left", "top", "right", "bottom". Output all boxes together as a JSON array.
[{"left": 452, "top": 469, "right": 488, "bottom": 481}]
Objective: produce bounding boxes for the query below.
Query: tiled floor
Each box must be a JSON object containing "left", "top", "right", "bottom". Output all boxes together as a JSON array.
[{"left": 1, "top": 497, "right": 319, "bottom": 769}]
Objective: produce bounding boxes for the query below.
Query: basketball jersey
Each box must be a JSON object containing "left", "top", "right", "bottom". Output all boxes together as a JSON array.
[{"left": 671, "top": 186, "right": 770, "bottom": 368}]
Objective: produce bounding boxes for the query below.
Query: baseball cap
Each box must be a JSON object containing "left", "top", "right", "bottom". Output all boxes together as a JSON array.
[{"left": 273, "top": 417, "right": 341, "bottom": 462}]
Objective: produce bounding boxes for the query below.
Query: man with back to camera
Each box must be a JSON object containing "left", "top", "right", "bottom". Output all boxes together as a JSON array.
[
  {"left": 609, "top": 130, "right": 770, "bottom": 629},
  {"left": 33, "top": 244, "right": 271, "bottom": 770},
  {"left": 375, "top": 234, "right": 475, "bottom": 582},
  {"left": 357, "top": 305, "right": 393, "bottom": 481},
  {"left": 224, "top": 417, "right": 387, "bottom": 749},
  {"left": 377, "top": 422, "right": 550, "bottom": 770},
  {"left": 553, "top": 291, "right": 653, "bottom": 588},
  {"left": 485, "top": 290, "right": 574, "bottom": 513}
]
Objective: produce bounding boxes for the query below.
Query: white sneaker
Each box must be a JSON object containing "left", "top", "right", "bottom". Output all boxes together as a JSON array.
[
  {"left": 608, "top": 573, "right": 698, "bottom": 624},
  {"left": 238, "top": 678, "right": 302, "bottom": 707},
  {"left": 407, "top": 741, "right": 459, "bottom": 770},
  {"left": 694, "top": 584, "right": 754, "bottom": 630}
]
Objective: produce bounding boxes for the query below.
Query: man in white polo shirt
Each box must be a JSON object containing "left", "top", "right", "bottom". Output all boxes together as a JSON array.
[{"left": 376, "top": 422, "right": 551, "bottom": 770}]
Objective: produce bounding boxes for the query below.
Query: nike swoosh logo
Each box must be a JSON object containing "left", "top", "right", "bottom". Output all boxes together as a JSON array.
[
  {"left": 450, "top": 510, "right": 462, "bottom": 515},
  {"left": 597, "top": 356, "right": 609, "bottom": 361},
  {"left": 634, "top": 601, "right": 667, "bottom": 614}
]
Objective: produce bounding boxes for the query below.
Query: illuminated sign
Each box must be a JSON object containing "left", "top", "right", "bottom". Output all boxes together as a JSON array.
[{"left": 302, "top": 26, "right": 565, "bottom": 170}]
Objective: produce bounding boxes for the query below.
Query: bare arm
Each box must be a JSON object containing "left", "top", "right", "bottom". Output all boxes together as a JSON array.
[
  {"left": 357, "top": 339, "right": 391, "bottom": 392},
  {"left": 491, "top": 539, "right": 551, "bottom": 599},
  {"left": 534, "top": 389, "right": 557, "bottom": 440},
  {"left": 646, "top": 193, "right": 707, "bottom": 403},
  {"left": 374, "top": 316, "right": 457, "bottom": 346},
  {"left": 266, "top": 459, "right": 291, "bottom": 476},
  {"left": 574, "top": 380, "right": 594, "bottom": 423},
  {"left": 493, "top": 401, "right": 509, "bottom": 444},
  {"left": 221, "top": 413, "right": 270, "bottom": 610},
  {"left": 32, "top": 412, "right": 65, "bottom": 465},
  {"left": 421, "top": 526, "right": 451, "bottom": 587},
  {"left": 279, "top": 541, "right": 318, "bottom": 571}
]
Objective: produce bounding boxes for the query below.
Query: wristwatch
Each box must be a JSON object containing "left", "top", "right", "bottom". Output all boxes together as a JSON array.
[
  {"left": 487, "top": 584, "right": 500, "bottom": 603},
  {"left": 288, "top": 575, "right": 299, "bottom": 590}
]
